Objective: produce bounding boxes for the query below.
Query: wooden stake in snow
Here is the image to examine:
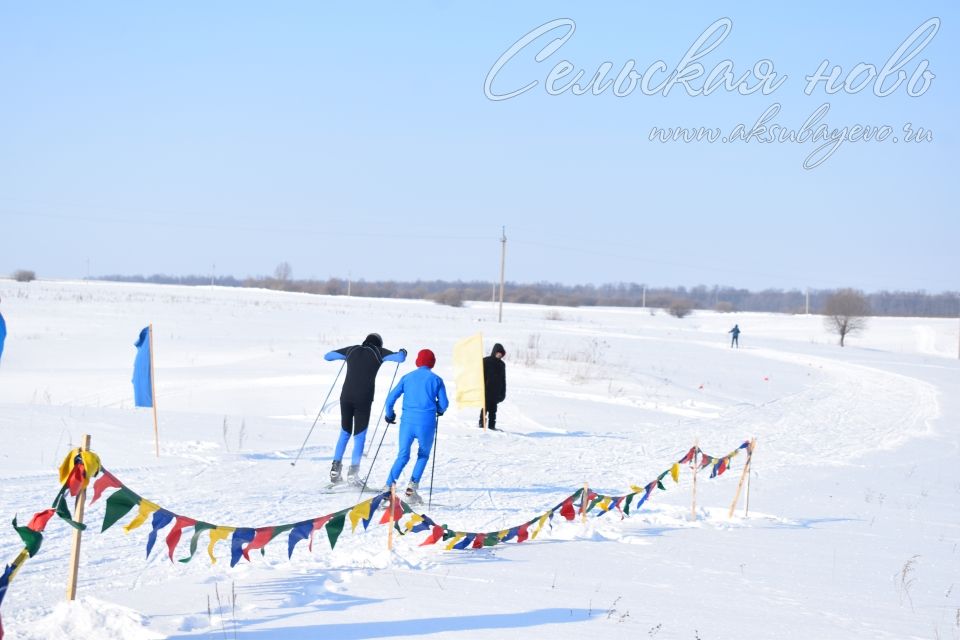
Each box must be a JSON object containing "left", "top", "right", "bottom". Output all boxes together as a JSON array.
[
  {"left": 728, "top": 439, "right": 756, "bottom": 518},
  {"left": 388, "top": 484, "right": 395, "bottom": 551},
  {"left": 581, "top": 483, "right": 588, "bottom": 523},
  {"left": 691, "top": 439, "right": 699, "bottom": 520},
  {"left": 66, "top": 434, "right": 91, "bottom": 601},
  {"left": 149, "top": 323, "right": 160, "bottom": 458}
]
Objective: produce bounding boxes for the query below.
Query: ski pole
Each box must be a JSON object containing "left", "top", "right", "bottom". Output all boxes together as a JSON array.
[
  {"left": 364, "top": 359, "right": 401, "bottom": 457},
  {"left": 428, "top": 414, "right": 440, "bottom": 510},
  {"left": 357, "top": 414, "right": 394, "bottom": 499},
  {"left": 290, "top": 359, "right": 345, "bottom": 467}
]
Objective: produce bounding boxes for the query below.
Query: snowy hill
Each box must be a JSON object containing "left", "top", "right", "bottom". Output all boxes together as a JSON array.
[{"left": 0, "top": 279, "right": 958, "bottom": 639}]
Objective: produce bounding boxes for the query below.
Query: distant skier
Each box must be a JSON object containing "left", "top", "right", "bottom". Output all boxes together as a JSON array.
[
  {"left": 0, "top": 301, "right": 6, "bottom": 364},
  {"left": 479, "top": 343, "right": 506, "bottom": 430},
  {"left": 383, "top": 348, "right": 449, "bottom": 504},
  {"left": 729, "top": 324, "right": 741, "bottom": 348},
  {"left": 324, "top": 334, "right": 406, "bottom": 485}
]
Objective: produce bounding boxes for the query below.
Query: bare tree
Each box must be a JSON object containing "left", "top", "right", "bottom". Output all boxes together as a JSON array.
[
  {"left": 274, "top": 262, "right": 292, "bottom": 282},
  {"left": 668, "top": 298, "right": 694, "bottom": 319},
  {"left": 823, "top": 289, "right": 870, "bottom": 346}
]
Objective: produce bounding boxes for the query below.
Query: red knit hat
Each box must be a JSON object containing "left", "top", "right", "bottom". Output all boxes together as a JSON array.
[{"left": 415, "top": 349, "right": 436, "bottom": 368}]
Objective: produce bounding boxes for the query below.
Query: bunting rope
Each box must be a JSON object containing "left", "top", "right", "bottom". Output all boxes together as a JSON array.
[{"left": 1, "top": 439, "right": 752, "bottom": 624}]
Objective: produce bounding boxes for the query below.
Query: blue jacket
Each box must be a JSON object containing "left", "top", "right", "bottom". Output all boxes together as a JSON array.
[{"left": 385, "top": 366, "right": 449, "bottom": 421}]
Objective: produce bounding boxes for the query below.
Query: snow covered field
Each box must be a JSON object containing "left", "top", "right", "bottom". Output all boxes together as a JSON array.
[{"left": 0, "top": 279, "right": 958, "bottom": 639}]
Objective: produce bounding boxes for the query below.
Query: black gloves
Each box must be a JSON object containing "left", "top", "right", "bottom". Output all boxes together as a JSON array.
[
  {"left": 436, "top": 411, "right": 444, "bottom": 417},
  {"left": 399, "top": 348, "right": 407, "bottom": 357},
  {"left": 385, "top": 414, "right": 396, "bottom": 424}
]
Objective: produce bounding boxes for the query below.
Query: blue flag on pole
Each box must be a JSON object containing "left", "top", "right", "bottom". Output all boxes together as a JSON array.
[
  {"left": 133, "top": 326, "right": 153, "bottom": 407},
  {"left": 0, "top": 311, "right": 6, "bottom": 364}
]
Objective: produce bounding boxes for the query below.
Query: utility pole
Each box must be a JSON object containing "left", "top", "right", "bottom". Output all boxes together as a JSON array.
[
  {"left": 805, "top": 288, "right": 810, "bottom": 315},
  {"left": 642, "top": 285, "right": 646, "bottom": 309},
  {"left": 347, "top": 271, "right": 352, "bottom": 297},
  {"left": 211, "top": 264, "right": 215, "bottom": 286},
  {"left": 498, "top": 226, "right": 506, "bottom": 323}
]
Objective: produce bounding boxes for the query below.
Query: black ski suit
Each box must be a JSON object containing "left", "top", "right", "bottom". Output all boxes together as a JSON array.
[{"left": 324, "top": 336, "right": 405, "bottom": 435}]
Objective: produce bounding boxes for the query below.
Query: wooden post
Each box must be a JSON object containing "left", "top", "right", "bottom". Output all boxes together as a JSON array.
[
  {"left": 481, "top": 407, "right": 487, "bottom": 431},
  {"left": 581, "top": 483, "right": 588, "bottom": 523},
  {"left": 148, "top": 324, "right": 160, "bottom": 458},
  {"left": 691, "top": 440, "right": 699, "bottom": 520},
  {"left": 66, "top": 434, "right": 91, "bottom": 601},
  {"left": 728, "top": 439, "right": 756, "bottom": 518},
  {"left": 387, "top": 484, "right": 395, "bottom": 551}
]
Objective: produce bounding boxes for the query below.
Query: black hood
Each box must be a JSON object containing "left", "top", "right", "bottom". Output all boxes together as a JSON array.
[
  {"left": 490, "top": 343, "right": 505, "bottom": 357},
  {"left": 364, "top": 333, "right": 383, "bottom": 348}
]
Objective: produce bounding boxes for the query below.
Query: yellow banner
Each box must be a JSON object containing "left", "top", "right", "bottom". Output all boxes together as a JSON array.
[{"left": 453, "top": 333, "right": 485, "bottom": 410}]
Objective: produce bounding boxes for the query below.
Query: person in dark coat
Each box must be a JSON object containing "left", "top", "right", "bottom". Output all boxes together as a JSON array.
[
  {"left": 479, "top": 343, "right": 507, "bottom": 430},
  {"left": 324, "top": 333, "right": 406, "bottom": 484},
  {"left": 729, "top": 324, "right": 741, "bottom": 348}
]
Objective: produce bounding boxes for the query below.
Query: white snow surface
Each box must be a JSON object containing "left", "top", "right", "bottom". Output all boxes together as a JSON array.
[{"left": 0, "top": 279, "right": 958, "bottom": 639}]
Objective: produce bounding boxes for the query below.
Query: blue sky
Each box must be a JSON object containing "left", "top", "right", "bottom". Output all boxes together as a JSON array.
[{"left": 1, "top": 3, "right": 957, "bottom": 292}]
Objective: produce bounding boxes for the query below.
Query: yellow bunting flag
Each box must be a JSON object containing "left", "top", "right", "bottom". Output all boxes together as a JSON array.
[
  {"left": 348, "top": 500, "right": 374, "bottom": 532},
  {"left": 670, "top": 463, "right": 680, "bottom": 483},
  {"left": 630, "top": 484, "right": 644, "bottom": 494},
  {"left": 445, "top": 533, "right": 465, "bottom": 551},
  {"left": 404, "top": 514, "right": 424, "bottom": 532},
  {"left": 123, "top": 500, "right": 160, "bottom": 533},
  {"left": 57, "top": 448, "right": 102, "bottom": 491},
  {"left": 8, "top": 549, "right": 29, "bottom": 582},
  {"left": 452, "top": 333, "right": 485, "bottom": 410},
  {"left": 597, "top": 497, "right": 612, "bottom": 512},
  {"left": 531, "top": 513, "right": 550, "bottom": 540},
  {"left": 58, "top": 448, "right": 79, "bottom": 485},
  {"left": 207, "top": 527, "right": 235, "bottom": 563}
]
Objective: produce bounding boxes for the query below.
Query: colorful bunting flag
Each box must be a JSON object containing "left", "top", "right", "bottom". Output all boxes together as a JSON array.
[{"left": 145, "top": 510, "right": 174, "bottom": 558}]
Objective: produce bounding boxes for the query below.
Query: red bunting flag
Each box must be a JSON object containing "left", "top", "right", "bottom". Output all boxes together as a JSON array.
[
  {"left": 243, "top": 527, "right": 276, "bottom": 560},
  {"left": 27, "top": 509, "right": 57, "bottom": 532},
  {"left": 717, "top": 458, "right": 728, "bottom": 475},
  {"left": 90, "top": 471, "right": 122, "bottom": 505},
  {"left": 165, "top": 516, "right": 197, "bottom": 561},
  {"left": 471, "top": 534, "right": 486, "bottom": 549},
  {"left": 613, "top": 497, "right": 625, "bottom": 519},
  {"left": 67, "top": 463, "right": 86, "bottom": 497},
  {"left": 378, "top": 498, "right": 403, "bottom": 525},
  {"left": 516, "top": 523, "right": 530, "bottom": 543},
  {"left": 558, "top": 497, "right": 576, "bottom": 521},
  {"left": 679, "top": 447, "right": 697, "bottom": 465},
  {"left": 419, "top": 525, "right": 445, "bottom": 547}
]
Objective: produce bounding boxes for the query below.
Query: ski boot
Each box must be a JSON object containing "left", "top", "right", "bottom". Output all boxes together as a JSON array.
[
  {"left": 329, "top": 460, "right": 343, "bottom": 484},
  {"left": 347, "top": 464, "right": 361, "bottom": 486},
  {"left": 405, "top": 481, "right": 423, "bottom": 506}
]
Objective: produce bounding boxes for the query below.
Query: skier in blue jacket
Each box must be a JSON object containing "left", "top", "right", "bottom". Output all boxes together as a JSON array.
[
  {"left": 383, "top": 348, "right": 449, "bottom": 503},
  {"left": 324, "top": 333, "right": 406, "bottom": 485}
]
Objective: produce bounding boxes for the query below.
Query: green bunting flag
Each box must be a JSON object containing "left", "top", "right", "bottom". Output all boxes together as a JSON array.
[
  {"left": 101, "top": 487, "right": 140, "bottom": 532},
  {"left": 325, "top": 512, "right": 347, "bottom": 549},
  {"left": 12, "top": 517, "right": 43, "bottom": 558}
]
